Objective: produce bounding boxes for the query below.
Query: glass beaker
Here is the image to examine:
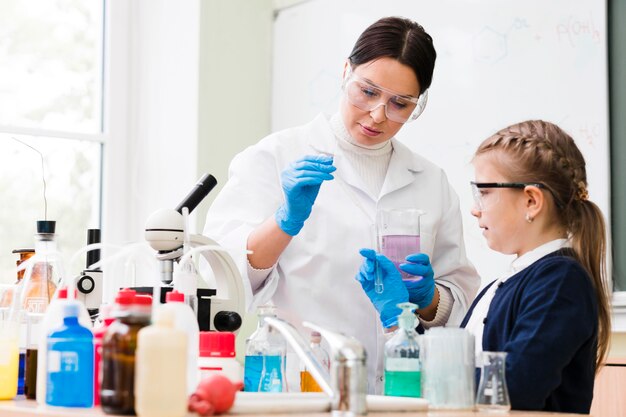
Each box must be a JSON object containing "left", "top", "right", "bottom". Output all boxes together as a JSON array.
[
  {"left": 476, "top": 351, "right": 511, "bottom": 412},
  {"left": 376, "top": 209, "right": 424, "bottom": 281},
  {"left": 421, "top": 327, "right": 475, "bottom": 410}
]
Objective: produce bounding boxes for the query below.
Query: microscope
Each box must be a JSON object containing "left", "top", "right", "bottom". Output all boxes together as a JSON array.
[
  {"left": 142, "top": 173, "right": 245, "bottom": 333},
  {"left": 77, "top": 173, "right": 245, "bottom": 333}
]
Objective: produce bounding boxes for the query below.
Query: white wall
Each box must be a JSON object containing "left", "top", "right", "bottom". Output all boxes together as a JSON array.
[{"left": 104, "top": 0, "right": 200, "bottom": 247}]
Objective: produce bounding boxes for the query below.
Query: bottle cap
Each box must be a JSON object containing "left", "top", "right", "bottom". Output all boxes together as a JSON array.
[
  {"left": 134, "top": 294, "right": 153, "bottom": 306},
  {"left": 397, "top": 302, "right": 418, "bottom": 330},
  {"left": 63, "top": 302, "right": 80, "bottom": 318},
  {"left": 166, "top": 290, "right": 185, "bottom": 303},
  {"left": 199, "top": 331, "right": 236, "bottom": 358},
  {"left": 56, "top": 287, "right": 78, "bottom": 299},
  {"left": 310, "top": 330, "right": 322, "bottom": 344},
  {"left": 36, "top": 220, "right": 56, "bottom": 234},
  {"left": 115, "top": 288, "right": 137, "bottom": 305}
]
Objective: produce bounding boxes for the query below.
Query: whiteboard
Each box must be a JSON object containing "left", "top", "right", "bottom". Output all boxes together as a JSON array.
[{"left": 272, "top": 0, "right": 609, "bottom": 286}]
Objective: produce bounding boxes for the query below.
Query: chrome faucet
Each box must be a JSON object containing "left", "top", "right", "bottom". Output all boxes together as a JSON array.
[{"left": 263, "top": 317, "right": 367, "bottom": 416}]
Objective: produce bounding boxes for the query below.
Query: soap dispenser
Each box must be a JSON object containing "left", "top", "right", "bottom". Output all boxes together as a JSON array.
[{"left": 384, "top": 302, "right": 421, "bottom": 397}]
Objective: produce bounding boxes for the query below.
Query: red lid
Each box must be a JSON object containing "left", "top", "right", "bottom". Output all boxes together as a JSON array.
[
  {"left": 134, "top": 294, "right": 153, "bottom": 306},
  {"left": 56, "top": 287, "right": 78, "bottom": 299},
  {"left": 166, "top": 290, "right": 184, "bottom": 303},
  {"left": 115, "top": 288, "right": 136, "bottom": 305},
  {"left": 199, "top": 331, "right": 236, "bottom": 358}
]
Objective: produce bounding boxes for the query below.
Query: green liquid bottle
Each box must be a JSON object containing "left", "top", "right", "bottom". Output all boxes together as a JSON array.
[{"left": 384, "top": 302, "right": 421, "bottom": 397}]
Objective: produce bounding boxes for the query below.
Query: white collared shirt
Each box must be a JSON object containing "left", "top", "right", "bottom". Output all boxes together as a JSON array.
[{"left": 465, "top": 238, "right": 570, "bottom": 363}]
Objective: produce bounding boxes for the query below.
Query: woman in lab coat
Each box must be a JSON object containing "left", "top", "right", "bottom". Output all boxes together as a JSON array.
[{"left": 203, "top": 16, "right": 480, "bottom": 393}]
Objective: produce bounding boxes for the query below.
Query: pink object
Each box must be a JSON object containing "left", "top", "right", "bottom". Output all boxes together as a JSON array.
[{"left": 188, "top": 374, "right": 243, "bottom": 416}]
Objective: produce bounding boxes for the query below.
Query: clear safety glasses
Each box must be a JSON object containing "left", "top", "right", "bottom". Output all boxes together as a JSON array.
[
  {"left": 342, "top": 71, "right": 428, "bottom": 123},
  {"left": 470, "top": 182, "right": 547, "bottom": 212}
]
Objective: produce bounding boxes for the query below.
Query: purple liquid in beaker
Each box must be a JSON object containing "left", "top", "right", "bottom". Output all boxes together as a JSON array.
[{"left": 381, "top": 235, "right": 421, "bottom": 281}]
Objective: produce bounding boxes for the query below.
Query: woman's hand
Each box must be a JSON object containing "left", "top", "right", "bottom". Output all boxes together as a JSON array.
[
  {"left": 274, "top": 155, "right": 335, "bottom": 236},
  {"left": 400, "top": 253, "right": 436, "bottom": 309},
  {"left": 356, "top": 248, "right": 409, "bottom": 328}
]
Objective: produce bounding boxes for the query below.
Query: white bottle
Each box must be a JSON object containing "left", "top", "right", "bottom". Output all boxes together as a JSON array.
[
  {"left": 135, "top": 308, "right": 187, "bottom": 417},
  {"left": 36, "top": 288, "right": 91, "bottom": 406},
  {"left": 162, "top": 290, "right": 200, "bottom": 394},
  {"left": 198, "top": 331, "right": 242, "bottom": 383}
]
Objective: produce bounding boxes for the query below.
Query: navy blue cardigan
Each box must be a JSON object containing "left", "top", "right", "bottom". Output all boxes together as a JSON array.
[{"left": 460, "top": 249, "right": 598, "bottom": 414}]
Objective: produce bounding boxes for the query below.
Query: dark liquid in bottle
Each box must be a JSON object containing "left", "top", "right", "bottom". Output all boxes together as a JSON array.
[
  {"left": 100, "top": 317, "right": 149, "bottom": 415},
  {"left": 24, "top": 349, "right": 38, "bottom": 399}
]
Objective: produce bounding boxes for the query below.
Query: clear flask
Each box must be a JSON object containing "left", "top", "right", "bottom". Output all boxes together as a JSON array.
[
  {"left": 22, "top": 221, "right": 61, "bottom": 313},
  {"left": 476, "top": 351, "right": 511, "bottom": 411},
  {"left": 243, "top": 304, "right": 286, "bottom": 392},
  {"left": 384, "top": 302, "right": 421, "bottom": 397},
  {"left": 300, "top": 331, "right": 329, "bottom": 392}
]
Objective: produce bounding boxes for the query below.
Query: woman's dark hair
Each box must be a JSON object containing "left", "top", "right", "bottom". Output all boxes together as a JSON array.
[{"left": 348, "top": 16, "right": 436, "bottom": 95}]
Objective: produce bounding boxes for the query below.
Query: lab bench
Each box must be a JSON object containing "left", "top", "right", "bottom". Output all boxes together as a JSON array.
[{"left": 0, "top": 398, "right": 592, "bottom": 417}]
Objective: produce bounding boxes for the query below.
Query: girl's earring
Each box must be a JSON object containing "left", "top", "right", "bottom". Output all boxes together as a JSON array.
[{"left": 525, "top": 213, "right": 534, "bottom": 223}]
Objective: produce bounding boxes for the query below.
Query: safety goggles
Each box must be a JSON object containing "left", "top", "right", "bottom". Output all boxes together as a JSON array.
[
  {"left": 342, "top": 71, "right": 428, "bottom": 123},
  {"left": 470, "top": 182, "right": 547, "bottom": 212}
]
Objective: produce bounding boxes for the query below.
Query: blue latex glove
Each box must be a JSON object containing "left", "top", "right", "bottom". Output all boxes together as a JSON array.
[
  {"left": 356, "top": 248, "right": 409, "bottom": 328},
  {"left": 399, "top": 253, "right": 436, "bottom": 309},
  {"left": 275, "top": 155, "right": 336, "bottom": 236}
]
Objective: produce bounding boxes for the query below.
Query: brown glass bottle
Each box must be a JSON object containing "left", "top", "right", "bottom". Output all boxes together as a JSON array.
[
  {"left": 24, "top": 349, "right": 37, "bottom": 399},
  {"left": 0, "top": 249, "right": 35, "bottom": 308},
  {"left": 100, "top": 290, "right": 152, "bottom": 415}
]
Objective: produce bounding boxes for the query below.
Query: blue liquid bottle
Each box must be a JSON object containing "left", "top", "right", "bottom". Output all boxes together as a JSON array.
[
  {"left": 244, "top": 304, "right": 286, "bottom": 392},
  {"left": 46, "top": 301, "right": 94, "bottom": 407},
  {"left": 384, "top": 302, "right": 421, "bottom": 397}
]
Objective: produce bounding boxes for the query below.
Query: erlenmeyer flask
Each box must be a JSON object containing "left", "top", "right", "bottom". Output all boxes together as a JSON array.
[{"left": 476, "top": 351, "right": 511, "bottom": 411}]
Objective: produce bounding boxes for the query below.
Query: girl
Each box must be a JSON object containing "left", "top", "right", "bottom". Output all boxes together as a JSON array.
[{"left": 462, "top": 120, "right": 611, "bottom": 413}]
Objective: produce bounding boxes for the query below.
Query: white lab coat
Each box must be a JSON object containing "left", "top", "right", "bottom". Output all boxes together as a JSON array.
[{"left": 203, "top": 114, "right": 479, "bottom": 393}]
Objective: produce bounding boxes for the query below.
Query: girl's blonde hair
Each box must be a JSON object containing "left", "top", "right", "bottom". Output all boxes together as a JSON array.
[{"left": 475, "top": 120, "right": 611, "bottom": 371}]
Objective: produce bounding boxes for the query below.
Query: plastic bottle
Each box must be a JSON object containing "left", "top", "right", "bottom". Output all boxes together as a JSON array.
[
  {"left": 0, "top": 249, "right": 34, "bottom": 307},
  {"left": 384, "top": 302, "right": 422, "bottom": 397},
  {"left": 100, "top": 289, "right": 152, "bottom": 415},
  {"left": 243, "top": 304, "right": 286, "bottom": 392},
  {"left": 36, "top": 287, "right": 91, "bottom": 406},
  {"left": 93, "top": 304, "right": 114, "bottom": 406},
  {"left": 162, "top": 290, "right": 200, "bottom": 395},
  {"left": 45, "top": 301, "right": 94, "bottom": 407},
  {"left": 135, "top": 308, "right": 187, "bottom": 417},
  {"left": 0, "top": 319, "right": 19, "bottom": 400},
  {"left": 198, "top": 331, "right": 242, "bottom": 383},
  {"left": 300, "top": 331, "right": 330, "bottom": 392}
]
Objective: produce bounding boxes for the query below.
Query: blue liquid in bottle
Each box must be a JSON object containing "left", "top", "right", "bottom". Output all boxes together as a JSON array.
[
  {"left": 17, "top": 351, "right": 25, "bottom": 395},
  {"left": 244, "top": 355, "right": 284, "bottom": 392},
  {"left": 46, "top": 303, "right": 93, "bottom": 407},
  {"left": 244, "top": 355, "right": 263, "bottom": 392}
]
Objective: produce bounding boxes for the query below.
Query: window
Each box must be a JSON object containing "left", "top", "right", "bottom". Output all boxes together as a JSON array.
[{"left": 0, "top": 0, "right": 105, "bottom": 282}]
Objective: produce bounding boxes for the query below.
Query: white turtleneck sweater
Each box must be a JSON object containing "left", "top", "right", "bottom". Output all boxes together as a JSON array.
[{"left": 328, "top": 113, "right": 392, "bottom": 198}]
